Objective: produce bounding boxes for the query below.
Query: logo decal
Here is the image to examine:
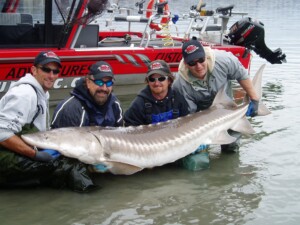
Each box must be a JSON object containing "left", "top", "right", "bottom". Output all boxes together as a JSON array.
[
  {"left": 151, "top": 62, "right": 163, "bottom": 70},
  {"left": 98, "top": 65, "right": 111, "bottom": 72},
  {"left": 185, "top": 45, "right": 199, "bottom": 54},
  {"left": 44, "top": 51, "right": 60, "bottom": 59}
]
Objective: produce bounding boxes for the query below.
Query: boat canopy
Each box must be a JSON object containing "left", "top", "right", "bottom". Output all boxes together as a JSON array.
[{"left": 0, "top": 0, "right": 92, "bottom": 48}]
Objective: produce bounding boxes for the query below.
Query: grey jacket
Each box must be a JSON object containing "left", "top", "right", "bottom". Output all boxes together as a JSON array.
[
  {"left": 172, "top": 48, "right": 249, "bottom": 113},
  {"left": 0, "top": 73, "right": 50, "bottom": 141}
]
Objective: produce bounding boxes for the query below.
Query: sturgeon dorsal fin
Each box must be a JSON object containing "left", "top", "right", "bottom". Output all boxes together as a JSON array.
[{"left": 211, "top": 83, "right": 237, "bottom": 109}]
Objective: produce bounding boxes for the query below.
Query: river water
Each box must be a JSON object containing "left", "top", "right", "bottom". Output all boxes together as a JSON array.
[{"left": 1, "top": 0, "right": 300, "bottom": 224}]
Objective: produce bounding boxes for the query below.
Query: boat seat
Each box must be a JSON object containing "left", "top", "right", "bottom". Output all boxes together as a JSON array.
[
  {"left": 74, "top": 24, "right": 99, "bottom": 48},
  {"left": 0, "top": 13, "right": 33, "bottom": 26},
  {"left": 0, "top": 25, "right": 34, "bottom": 45},
  {"left": 0, "top": 13, "right": 34, "bottom": 45}
]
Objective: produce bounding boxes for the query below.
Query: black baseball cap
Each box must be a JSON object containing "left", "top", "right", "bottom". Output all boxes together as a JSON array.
[
  {"left": 147, "top": 60, "right": 174, "bottom": 81},
  {"left": 34, "top": 51, "right": 62, "bottom": 68},
  {"left": 89, "top": 61, "right": 114, "bottom": 80},
  {"left": 182, "top": 37, "right": 205, "bottom": 64}
]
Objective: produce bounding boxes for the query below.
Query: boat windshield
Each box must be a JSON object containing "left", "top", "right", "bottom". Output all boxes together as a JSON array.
[{"left": 0, "top": 0, "right": 82, "bottom": 48}]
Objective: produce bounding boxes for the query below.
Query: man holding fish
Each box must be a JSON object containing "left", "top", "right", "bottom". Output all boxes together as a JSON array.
[
  {"left": 173, "top": 36, "right": 260, "bottom": 153},
  {"left": 0, "top": 51, "right": 97, "bottom": 192}
]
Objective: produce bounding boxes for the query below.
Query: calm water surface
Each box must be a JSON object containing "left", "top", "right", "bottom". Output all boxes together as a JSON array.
[{"left": 1, "top": 0, "right": 300, "bottom": 224}]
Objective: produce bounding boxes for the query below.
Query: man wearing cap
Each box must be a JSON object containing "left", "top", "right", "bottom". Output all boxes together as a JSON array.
[
  {"left": 0, "top": 52, "right": 100, "bottom": 192},
  {"left": 124, "top": 60, "right": 210, "bottom": 171},
  {"left": 124, "top": 60, "right": 189, "bottom": 126},
  {"left": 51, "top": 61, "right": 123, "bottom": 128},
  {"left": 173, "top": 36, "right": 260, "bottom": 153},
  {"left": 0, "top": 51, "right": 62, "bottom": 185}
]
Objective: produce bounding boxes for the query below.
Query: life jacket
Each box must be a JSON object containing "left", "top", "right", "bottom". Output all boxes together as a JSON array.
[
  {"left": 144, "top": 94, "right": 179, "bottom": 124},
  {"left": 76, "top": 98, "right": 98, "bottom": 126},
  {"left": 77, "top": 97, "right": 116, "bottom": 126}
]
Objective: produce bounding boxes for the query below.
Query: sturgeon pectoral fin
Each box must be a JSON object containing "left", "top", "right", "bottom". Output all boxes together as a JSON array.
[
  {"left": 231, "top": 117, "right": 255, "bottom": 135},
  {"left": 91, "top": 161, "right": 143, "bottom": 175},
  {"left": 213, "top": 131, "right": 237, "bottom": 144}
]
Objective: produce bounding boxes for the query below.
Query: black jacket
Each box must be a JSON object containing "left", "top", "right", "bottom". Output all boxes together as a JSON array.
[
  {"left": 124, "top": 86, "right": 189, "bottom": 126},
  {"left": 51, "top": 78, "right": 123, "bottom": 128}
]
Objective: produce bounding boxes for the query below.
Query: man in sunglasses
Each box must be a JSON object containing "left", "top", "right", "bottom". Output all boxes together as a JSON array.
[
  {"left": 51, "top": 61, "right": 123, "bottom": 128},
  {"left": 50, "top": 61, "right": 123, "bottom": 175},
  {"left": 172, "top": 36, "right": 260, "bottom": 153},
  {"left": 0, "top": 51, "right": 63, "bottom": 186},
  {"left": 124, "top": 60, "right": 210, "bottom": 171},
  {"left": 0, "top": 51, "right": 102, "bottom": 192},
  {"left": 124, "top": 60, "right": 189, "bottom": 126}
]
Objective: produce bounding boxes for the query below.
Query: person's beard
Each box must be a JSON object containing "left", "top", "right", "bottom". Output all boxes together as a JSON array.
[{"left": 93, "top": 90, "right": 109, "bottom": 106}]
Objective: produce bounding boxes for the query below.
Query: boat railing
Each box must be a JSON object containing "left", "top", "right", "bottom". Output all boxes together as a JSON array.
[
  {"left": 100, "top": 1, "right": 249, "bottom": 48},
  {"left": 111, "top": 14, "right": 152, "bottom": 48},
  {"left": 179, "top": 4, "right": 248, "bottom": 45},
  {"left": 103, "top": 4, "right": 165, "bottom": 48}
]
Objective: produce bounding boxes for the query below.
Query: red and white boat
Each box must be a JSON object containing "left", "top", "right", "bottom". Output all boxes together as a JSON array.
[{"left": 0, "top": 0, "right": 286, "bottom": 102}]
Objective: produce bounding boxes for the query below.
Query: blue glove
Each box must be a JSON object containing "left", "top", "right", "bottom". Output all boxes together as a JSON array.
[
  {"left": 34, "top": 149, "right": 61, "bottom": 162},
  {"left": 40, "top": 149, "right": 61, "bottom": 159},
  {"left": 34, "top": 150, "right": 54, "bottom": 162},
  {"left": 246, "top": 100, "right": 259, "bottom": 117}
]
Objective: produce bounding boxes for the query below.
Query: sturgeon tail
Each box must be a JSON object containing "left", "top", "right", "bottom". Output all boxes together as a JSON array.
[{"left": 251, "top": 64, "right": 271, "bottom": 116}]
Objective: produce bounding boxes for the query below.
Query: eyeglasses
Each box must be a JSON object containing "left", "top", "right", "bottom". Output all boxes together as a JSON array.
[
  {"left": 187, "top": 57, "right": 206, "bottom": 66},
  {"left": 148, "top": 76, "right": 168, "bottom": 83},
  {"left": 89, "top": 79, "right": 114, "bottom": 87},
  {"left": 38, "top": 66, "right": 60, "bottom": 75}
]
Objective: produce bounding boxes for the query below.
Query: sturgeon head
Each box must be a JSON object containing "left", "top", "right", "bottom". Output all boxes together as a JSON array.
[
  {"left": 21, "top": 126, "right": 106, "bottom": 164},
  {"left": 21, "top": 126, "right": 144, "bottom": 175}
]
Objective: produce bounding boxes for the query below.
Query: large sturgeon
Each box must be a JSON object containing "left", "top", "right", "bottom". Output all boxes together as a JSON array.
[{"left": 22, "top": 64, "right": 270, "bottom": 175}]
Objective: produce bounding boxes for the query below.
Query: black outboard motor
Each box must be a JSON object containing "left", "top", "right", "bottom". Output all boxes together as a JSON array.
[{"left": 228, "top": 17, "right": 286, "bottom": 64}]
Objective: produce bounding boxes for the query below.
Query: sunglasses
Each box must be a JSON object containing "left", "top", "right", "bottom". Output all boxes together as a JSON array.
[
  {"left": 187, "top": 57, "right": 206, "bottom": 66},
  {"left": 89, "top": 79, "right": 114, "bottom": 87},
  {"left": 38, "top": 66, "right": 60, "bottom": 75},
  {"left": 148, "top": 76, "right": 168, "bottom": 83}
]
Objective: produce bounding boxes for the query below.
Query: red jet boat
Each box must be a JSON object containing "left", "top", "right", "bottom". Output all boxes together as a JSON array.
[{"left": 0, "top": 0, "right": 286, "bottom": 102}]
